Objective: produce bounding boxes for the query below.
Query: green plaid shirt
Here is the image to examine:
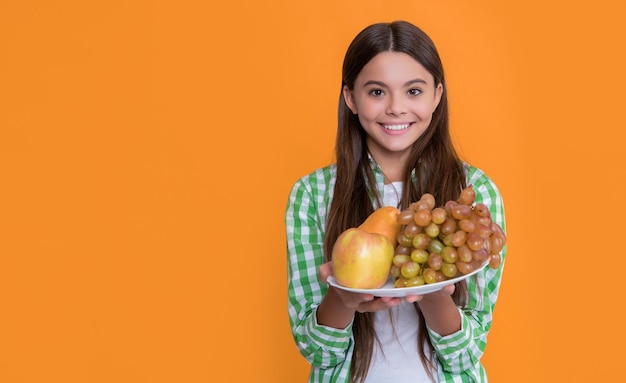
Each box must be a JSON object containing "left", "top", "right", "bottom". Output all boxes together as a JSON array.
[{"left": 286, "top": 160, "right": 506, "bottom": 383}]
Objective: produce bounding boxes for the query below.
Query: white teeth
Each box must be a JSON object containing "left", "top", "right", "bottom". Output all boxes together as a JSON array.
[{"left": 383, "top": 124, "right": 410, "bottom": 131}]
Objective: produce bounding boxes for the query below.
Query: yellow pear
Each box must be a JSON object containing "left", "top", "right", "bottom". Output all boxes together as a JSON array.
[{"left": 358, "top": 206, "right": 401, "bottom": 247}]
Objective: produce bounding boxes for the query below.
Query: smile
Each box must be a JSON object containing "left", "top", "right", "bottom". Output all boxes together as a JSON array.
[{"left": 382, "top": 123, "right": 411, "bottom": 131}]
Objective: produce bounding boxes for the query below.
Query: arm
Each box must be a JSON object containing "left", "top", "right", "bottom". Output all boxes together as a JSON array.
[
  {"left": 286, "top": 175, "right": 406, "bottom": 368},
  {"left": 426, "top": 167, "right": 507, "bottom": 378},
  {"left": 286, "top": 177, "right": 354, "bottom": 368}
]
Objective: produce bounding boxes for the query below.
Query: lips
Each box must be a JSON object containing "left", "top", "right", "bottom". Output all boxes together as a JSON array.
[{"left": 382, "top": 123, "right": 411, "bottom": 131}]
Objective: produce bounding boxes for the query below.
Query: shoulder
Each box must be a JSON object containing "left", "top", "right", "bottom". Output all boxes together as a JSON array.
[
  {"left": 287, "top": 164, "right": 337, "bottom": 210},
  {"left": 289, "top": 164, "right": 337, "bottom": 195}
]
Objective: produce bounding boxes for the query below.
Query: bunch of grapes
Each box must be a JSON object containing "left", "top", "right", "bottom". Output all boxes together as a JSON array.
[{"left": 391, "top": 185, "right": 506, "bottom": 288}]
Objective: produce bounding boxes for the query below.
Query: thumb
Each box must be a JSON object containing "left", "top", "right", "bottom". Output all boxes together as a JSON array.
[
  {"left": 441, "top": 283, "right": 456, "bottom": 295},
  {"left": 318, "top": 262, "right": 333, "bottom": 283}
]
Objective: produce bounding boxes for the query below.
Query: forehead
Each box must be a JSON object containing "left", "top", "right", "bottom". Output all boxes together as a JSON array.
[{"left": 356, "top": 51, "right": 434, "bottom": 86}]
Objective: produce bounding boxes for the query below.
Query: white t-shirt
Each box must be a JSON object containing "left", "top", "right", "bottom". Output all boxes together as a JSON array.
[{"left": 364, "top": 182, "right": 434, "bottom": 382}]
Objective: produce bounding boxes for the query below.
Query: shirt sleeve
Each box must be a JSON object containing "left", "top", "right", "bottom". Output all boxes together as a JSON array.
[
  {"left": 285, "top": 176, "right": 354, "bottom": 369},
  {"left": 426, "top": 167, "right": 507, "bottom": 380}
]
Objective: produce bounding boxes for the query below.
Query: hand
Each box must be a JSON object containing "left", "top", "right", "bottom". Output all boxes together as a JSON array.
[
  {"left": 319, "top": 262, "right": 405, "bottom": 313},
  {"left": 404, "top": 282, "right": 456, "bottom": 303},
  {"left": 415, "top": 283, "right": 460, "bottom": 336}
]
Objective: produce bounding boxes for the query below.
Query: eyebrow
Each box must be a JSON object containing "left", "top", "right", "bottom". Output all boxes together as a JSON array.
[{"left": 363, "top": 79, "right": 428, "bottom": 87}]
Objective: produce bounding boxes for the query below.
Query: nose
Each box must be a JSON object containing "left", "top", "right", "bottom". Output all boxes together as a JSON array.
[{"left": 385, "top": 94, "right": 406, "bottom": 116}]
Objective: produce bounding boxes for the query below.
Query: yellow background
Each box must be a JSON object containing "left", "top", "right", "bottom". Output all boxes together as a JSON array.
[{"left": 1, "top": 1, "right": 625, "bottom": 382}]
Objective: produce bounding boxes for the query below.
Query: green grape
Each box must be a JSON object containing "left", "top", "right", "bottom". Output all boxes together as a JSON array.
[
  {"left": 428, "top": 238, "right": 444, "bottom": 254},
  {"left": 394, "top": 277, "right": 407, "bottom": 288},
  {"left": 410, "top": 248, "right": 429, "bottom": 264},
  {"left": 441, "top": 246, "right": 458, "bottom": 264},
  {"left": 406, "top": 276, "right": 425, "bottom": 287},
  {"left": 397, "top": 232, "right": 414, "bottom": 247},
  {"left": 424, "top": 222, "right": 440, "bottom": 238},
  {"left": 441, "top": 262, "right": 458, "bottom": 278},
  {"left": 412, "top": 233, "right": 431, "bottom": 250},
  {"left": 401, "top": 262, "right": 421, "bottom": 279},
  {"left": 442, "top": 233, "right": 455, "bottom": 247},
  {"left": 390, "top": 265, "right": 401, "bottom": 278},
  {"left": 423, "top": 268, "right": 437, "bottom": 284},
  {"left": 393, "top": 254, "right": 411, "bottom": 267}
]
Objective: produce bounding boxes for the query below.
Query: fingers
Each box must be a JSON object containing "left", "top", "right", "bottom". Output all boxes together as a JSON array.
[
  {"left": 356, "top": 296, "right": 403, "bottom": 313},
  {"left": 403, "top": 284, "right": 456, "bottom": 303},
  {"left": 417, "top": 283, "right": 457, "bottom": 305},
  {"left": 404, "top": 294, "right": 423, "bottom": 303},
  {"left": 318, "top": 261, "right": 425, "bottom": 312},
  {"left": 441, "top": 284, "right": 455, "bottom": 295},
  {"left": 318, "top": 262, "right": 333, "bottom": 283},
  {"left": 330, "top": 287, "right": 400, "bottom": 312},
  {"left": 332, "top": 288, "right": 375, "bottom": 310}
]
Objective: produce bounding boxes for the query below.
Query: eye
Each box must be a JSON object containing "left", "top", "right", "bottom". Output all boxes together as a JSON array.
[
  {"left": 369, "top": 89, "right": 384, "bottom": 97},
  {"left": 408, "top": 88, "right": 422, "bottom": 96}
]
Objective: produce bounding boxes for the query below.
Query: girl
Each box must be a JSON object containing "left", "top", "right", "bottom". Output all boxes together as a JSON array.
[{"left": 286, "top": 20, "right": 506, "bottom": 383}]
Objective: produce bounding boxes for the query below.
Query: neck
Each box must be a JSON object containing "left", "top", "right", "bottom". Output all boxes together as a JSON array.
[
  {"left": 370, "top": 154, "right": 407, "bottom": 184},
  {"left": 382, "top": 169, "right": 403, "bottom": 184}
]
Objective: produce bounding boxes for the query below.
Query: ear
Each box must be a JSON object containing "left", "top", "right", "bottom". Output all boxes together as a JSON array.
[
  {"left": 433, "top": 83, "right": 444, "bottom": 109},
  {"left": 342, "top": 85, "right": 358, "bottom": 115}
]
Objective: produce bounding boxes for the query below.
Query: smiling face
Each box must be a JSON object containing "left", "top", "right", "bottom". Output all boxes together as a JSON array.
[{"left": 343, "top": 51, "right": 443, "bottom": 174}]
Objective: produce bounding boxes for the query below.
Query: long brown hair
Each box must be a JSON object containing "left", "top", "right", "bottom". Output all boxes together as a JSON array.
[{"left": 323, "top": 21, "right": 468, "bottom": 382}]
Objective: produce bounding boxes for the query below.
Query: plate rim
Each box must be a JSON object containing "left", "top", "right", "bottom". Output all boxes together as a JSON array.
[{"left": 326, "top": 259, "right": 489, "bottom": 297}]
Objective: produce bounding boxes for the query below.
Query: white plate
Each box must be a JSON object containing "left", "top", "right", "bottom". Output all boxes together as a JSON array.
[{"left": 327, "top": 260, "right": 489, "bottom": 297}]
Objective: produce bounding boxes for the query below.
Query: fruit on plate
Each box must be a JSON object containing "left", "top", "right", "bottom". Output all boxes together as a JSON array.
[
  {"left": 391, "top": 185, "right": 506, "bottom": 288},
  {"left": 331, "top": 228, "right": 394, "bottom": 289},
  {"left": 358, "top": 206, "right": 402, "bottom": 246}
]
